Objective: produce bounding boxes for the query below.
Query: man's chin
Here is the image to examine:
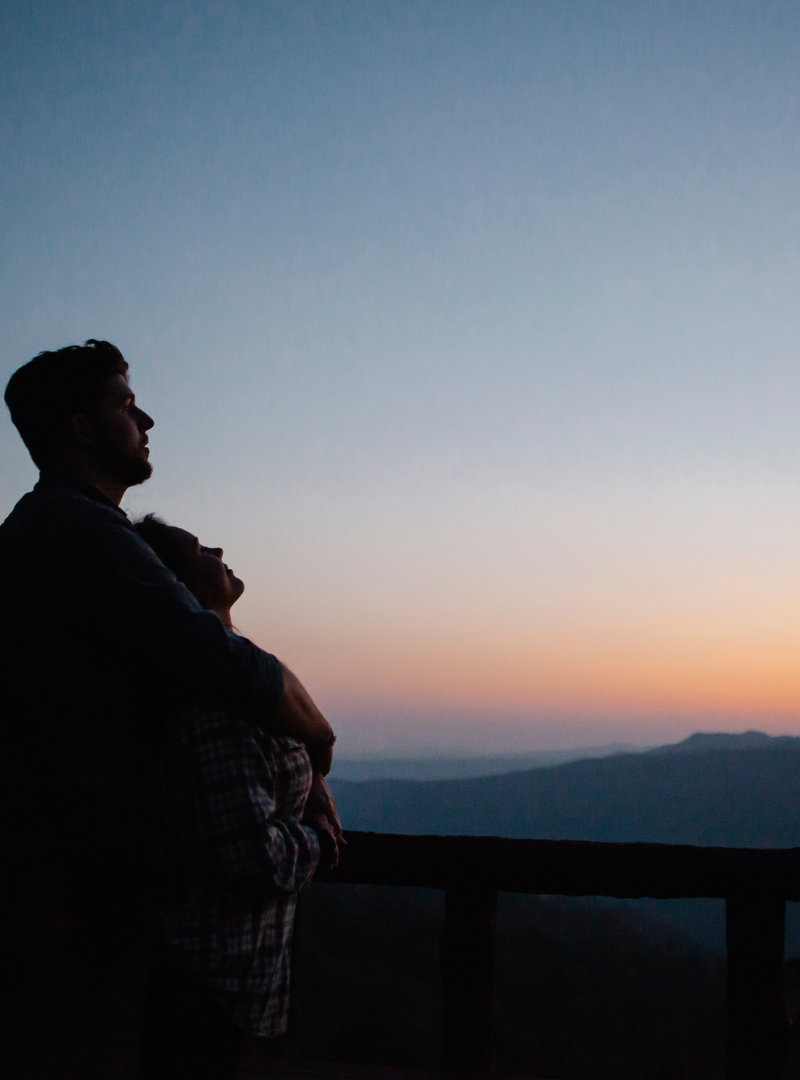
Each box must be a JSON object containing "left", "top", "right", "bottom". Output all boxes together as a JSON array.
[{"left": 121, "top": 459, "right": 153, "bottom": 486}]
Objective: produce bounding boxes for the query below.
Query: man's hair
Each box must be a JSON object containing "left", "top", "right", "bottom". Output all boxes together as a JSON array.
[
  {"left": 134, "top": 514, "right": 190, "bottom": 583},
  {"left": 4, "top": 339, "right": 129, "bottom": 468}
]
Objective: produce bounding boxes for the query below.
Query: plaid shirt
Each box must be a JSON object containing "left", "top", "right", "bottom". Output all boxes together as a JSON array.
[{"left": 158, "top": 698, "right": 320, "bottom": 1037}]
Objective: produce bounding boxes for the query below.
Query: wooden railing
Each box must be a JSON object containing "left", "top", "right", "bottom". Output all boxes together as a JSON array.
[{"left": 322, "top": 832, "right": 800, "bottom": 1079}]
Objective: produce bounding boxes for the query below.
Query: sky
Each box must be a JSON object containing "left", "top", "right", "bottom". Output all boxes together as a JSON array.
[{"left": 3, "top": 1, "right": 800, "bottom": 755}]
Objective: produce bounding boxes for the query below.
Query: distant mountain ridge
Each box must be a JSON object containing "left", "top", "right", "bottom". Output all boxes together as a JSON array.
[
  {"left": 650, "top": 730, "right": 800, "bottom": 755},
  {"left": 330, "top": 742, "right": 639, "bottom": 782},
  {"left": 331, "top": 730, "right": 800, "bottom": 783},
  {"left": 329, "top": 730, "right": 800, "bottom": 954},
  {"left": 330, "top": 731, "right": 800, "bottom": 848}
]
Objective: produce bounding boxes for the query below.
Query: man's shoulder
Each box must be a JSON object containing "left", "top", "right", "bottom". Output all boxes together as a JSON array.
[
  {"left": 14, "top": 481, "right": 127, "bottom": 515},
  {"left": 0, "top": 482, "right": 132, "bottom": 543}
]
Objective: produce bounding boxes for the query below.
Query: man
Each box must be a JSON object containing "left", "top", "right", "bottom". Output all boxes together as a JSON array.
[{"left": 0, "top": 340, "right": 338, "bottom": 1079}]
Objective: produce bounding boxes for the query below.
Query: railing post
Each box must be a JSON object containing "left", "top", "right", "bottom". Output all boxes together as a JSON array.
[
  {"left": 726, "top": 894, "right": 788, "bottom": 1080},
  {"left": 440, "top": 885, "right": 497, "bottom": 1077}
]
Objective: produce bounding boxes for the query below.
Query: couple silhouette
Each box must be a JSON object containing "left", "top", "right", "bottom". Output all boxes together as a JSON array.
[{"left": 0, "top": 340, "right": 341, "bottom": 1078}]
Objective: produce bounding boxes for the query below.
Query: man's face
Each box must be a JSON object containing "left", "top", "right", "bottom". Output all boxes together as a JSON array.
[{"left": 85, "top": 373, "right": 154, "bottom": 487}]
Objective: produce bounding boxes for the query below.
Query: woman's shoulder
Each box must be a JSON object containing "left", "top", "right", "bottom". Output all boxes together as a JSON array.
[
  {"left": 264, "top": 733, "right": 304, "bottom": 751},
  {"left": 165, "top": 693, "right": 231, "bottom": 727},
  {"left": 162, "top": 697, "right": 311, "bottom": 768},
  {"left": 254, "top": 732, "right": 309, "bottom": 767}
]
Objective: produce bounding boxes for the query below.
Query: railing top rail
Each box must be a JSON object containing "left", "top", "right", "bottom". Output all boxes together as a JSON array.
[{"left": 321, "top": 831, "right": 800, "bottom": 899}]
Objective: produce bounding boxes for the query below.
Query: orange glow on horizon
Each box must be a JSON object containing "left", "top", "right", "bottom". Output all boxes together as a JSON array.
[
  {"left": 231, "top": 476, "right": 800, "bottom": 737},
  {"left": 241, "top": 612, "right": 800, "bottom": 724}
]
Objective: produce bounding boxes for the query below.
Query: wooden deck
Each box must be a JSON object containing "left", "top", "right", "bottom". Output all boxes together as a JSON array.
[
  {"left": 240, "top": 1064, "right": 536, "bottom": 1080},
  {"left": 240, "top": 1064, "right": 439, "bottom": 1080},
  {"left": 312, "top": 831, "right": 800, "bottom": 1078}
]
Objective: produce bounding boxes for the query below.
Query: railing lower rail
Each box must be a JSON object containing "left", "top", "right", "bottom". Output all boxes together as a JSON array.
[{"left": 320, "top": 832, "right": 800, "bottom": 1079}]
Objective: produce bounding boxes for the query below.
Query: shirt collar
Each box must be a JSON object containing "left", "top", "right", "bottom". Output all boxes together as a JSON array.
[{"left": 35, "top": 477, "right": 128, "bottom": 515}]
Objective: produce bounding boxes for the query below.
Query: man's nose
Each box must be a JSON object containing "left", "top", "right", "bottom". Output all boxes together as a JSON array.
[
  {"left": 211, "top": 547, "right": 223, "bottom": 558},
  {"left": 135, "top": 406, "right": 154, "bottom": 431}
]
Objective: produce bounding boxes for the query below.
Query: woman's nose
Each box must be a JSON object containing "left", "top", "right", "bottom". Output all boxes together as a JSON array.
[{"left": 211, "top": 547, "right": 223, "bottom": 558}]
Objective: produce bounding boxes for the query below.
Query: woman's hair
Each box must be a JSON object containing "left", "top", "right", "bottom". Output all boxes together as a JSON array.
[{"left": 134, "top": 514, "right": 190, "bottom": 583}]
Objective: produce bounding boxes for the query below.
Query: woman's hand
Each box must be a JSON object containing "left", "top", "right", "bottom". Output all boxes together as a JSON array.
[{"left": 305, "top": 771, "right": 342, "bottom": 839}]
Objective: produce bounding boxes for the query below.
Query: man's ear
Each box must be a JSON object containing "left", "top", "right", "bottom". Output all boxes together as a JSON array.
[{"left": 70, "top": 412, "right": 97, "bottom": 448}]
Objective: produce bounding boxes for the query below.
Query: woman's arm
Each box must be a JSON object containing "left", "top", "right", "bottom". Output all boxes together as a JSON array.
[
  {"left": 166, "top": 701, "right": 324, "bottom": 896},
  {"left": 304, "top": 771, "right": 342, "bottom": 838}
]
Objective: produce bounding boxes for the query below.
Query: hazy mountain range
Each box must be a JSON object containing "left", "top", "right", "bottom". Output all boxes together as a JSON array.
[
  {"left": 329, "top": 742, "right": 640, "bottom": 781},
  {"left": 330, "top": 731, "right": 800, "bottom": 844},
  {"left": 330, "top": 730, "right": 794, "bottom": 782},
  {"left": 307, "top": 732, "right": 800, "bottom": 1074},
  {"left": 329, "top": 730, "right": 800, "bottom": 956}
]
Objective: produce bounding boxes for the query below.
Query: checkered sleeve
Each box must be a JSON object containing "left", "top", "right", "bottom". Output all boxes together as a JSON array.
[{"left": 167, "top": 700, "right": 320, "bottom": 897}]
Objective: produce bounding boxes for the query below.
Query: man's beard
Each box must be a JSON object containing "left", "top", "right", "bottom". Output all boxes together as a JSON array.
[
  {"left": 98, "top": 446, "right": 153, "bottom": 487},
  {"left": 120, "top": 458, "right": 153, "bottom": 486}
]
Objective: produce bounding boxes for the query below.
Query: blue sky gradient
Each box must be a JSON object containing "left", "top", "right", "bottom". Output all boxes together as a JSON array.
[{"left": 3, "top": 1, "right": 800, "bottom": 753}]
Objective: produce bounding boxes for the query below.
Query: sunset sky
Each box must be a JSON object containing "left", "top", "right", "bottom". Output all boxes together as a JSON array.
[{"left": 3, "top": 1, "right": 800, "bottom": 754}]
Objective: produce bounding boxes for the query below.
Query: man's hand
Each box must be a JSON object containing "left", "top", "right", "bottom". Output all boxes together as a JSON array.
[
  {"left": 304, "top": 812, "right": 339, "bottom": 871},
  {"left": 305, "top": 771, "right": 342, "bottom": 839}
]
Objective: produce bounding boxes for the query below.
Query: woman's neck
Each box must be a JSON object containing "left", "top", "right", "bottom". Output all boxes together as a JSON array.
[{"left": 213, "top": 606, "right": 233, "bottom": 629}]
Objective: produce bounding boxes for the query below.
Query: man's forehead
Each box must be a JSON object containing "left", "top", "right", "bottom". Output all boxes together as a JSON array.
[{"left": 102, "top": 372, "right": 133, "bottom": 400}]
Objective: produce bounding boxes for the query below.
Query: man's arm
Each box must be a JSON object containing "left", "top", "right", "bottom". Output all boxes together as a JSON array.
[
  {"left": 271, "top": 667, "right": 335, "bottom": 773},
  {"left": 53, "top": 489, "right": 333, "bottom": 744}
]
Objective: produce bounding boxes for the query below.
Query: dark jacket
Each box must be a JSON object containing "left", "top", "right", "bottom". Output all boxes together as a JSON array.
[{"left": 0, "top": 480, "right": 284, "bottom": 874}]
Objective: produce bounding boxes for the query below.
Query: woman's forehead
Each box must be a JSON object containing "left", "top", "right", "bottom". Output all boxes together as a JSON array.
[{"left": 169, "top": 526, "right": 197, "bottom": 550}]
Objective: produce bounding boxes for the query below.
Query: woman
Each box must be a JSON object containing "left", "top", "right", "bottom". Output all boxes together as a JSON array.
[{"left": 134, "top": 514, "right": 340, "bottom": 1080}]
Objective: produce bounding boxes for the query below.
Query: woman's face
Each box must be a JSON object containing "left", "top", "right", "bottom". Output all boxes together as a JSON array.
[{"left": 167, "top": 526, "right": 245, "bottom": 616}]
